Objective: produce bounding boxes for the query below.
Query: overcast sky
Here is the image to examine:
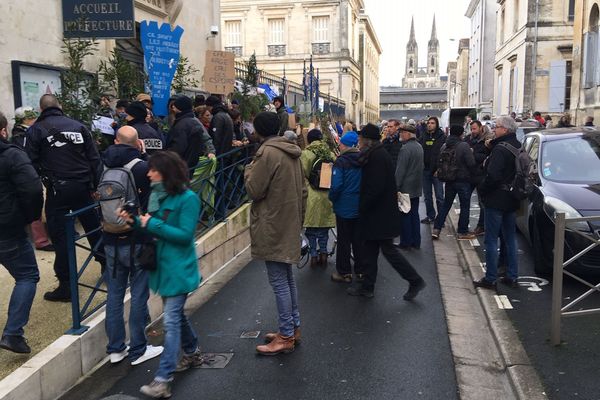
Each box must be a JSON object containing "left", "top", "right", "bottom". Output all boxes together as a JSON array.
[{"left": 364, "top": 0, "right": 472, "bottom": 86}]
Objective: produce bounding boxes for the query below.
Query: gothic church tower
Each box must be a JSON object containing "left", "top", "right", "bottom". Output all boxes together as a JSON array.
[
  {"left": 427, "top": 15, "right": 439, "bottom": 77},
  {"left": 405, "top": 16, "right": 418, "bottom": 78}
]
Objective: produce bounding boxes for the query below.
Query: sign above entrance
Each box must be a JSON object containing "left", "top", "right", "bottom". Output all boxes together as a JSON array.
[
  {"left": 62, "top": 0, "right": 136, "bottom": 39},
  {"left": 140, "top": 21, "right": 184, "bottom": 117}
]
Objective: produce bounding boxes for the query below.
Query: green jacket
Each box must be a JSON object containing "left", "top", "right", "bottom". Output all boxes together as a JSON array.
[
  {"left": 301, "top": 140, "right": 336, "bottom": 228},
  {"left": 136, "top": 189, "right": 201, "bottom": 297}
]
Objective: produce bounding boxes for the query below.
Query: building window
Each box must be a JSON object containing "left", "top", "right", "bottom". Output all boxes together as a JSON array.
[
  {"left": 500, "top": 8, "right": 505, "bottom": 45},
  {"left": 583, "top": 5, "right": 599, "bottom": 88},
  {"left": 513, "top": 0, "right": 519, "bottom": 32},
  {"left": 312, "top": 16, "right": 329, "bottom": 43},
  {"left": 565, "top": 60, "right": 572, "bottom": 110},
  {"left": 224, "top": 20, "right": 242, "bottom": 56},
  {"left": 568, "top": 0, "right": 575, "bottom": 21},
  {"left": 268, "top": 18, "right": 285, "bottom": 45}
]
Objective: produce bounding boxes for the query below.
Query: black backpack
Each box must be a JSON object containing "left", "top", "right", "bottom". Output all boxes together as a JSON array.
[
  {"left": 497, "top": 142, "right": 536, "bottom": 200},
  {"left": 436, "top": 144, "right": 458, "bottom": 182},
  {"left": 308, "top": 158, "right": 333, "bottom": 191}
]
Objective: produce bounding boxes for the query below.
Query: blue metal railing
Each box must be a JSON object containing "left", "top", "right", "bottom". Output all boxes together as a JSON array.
[{"left": 65, "top": 145, "right": 256, "bottom": 334}]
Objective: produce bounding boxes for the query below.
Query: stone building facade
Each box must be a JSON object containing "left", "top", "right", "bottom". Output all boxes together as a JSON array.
[
  {"left": 493, "top": 0, "right": 573, "bottom": 117},
  {"left": 220, "top": 0, "right": 380, "bottom": 124},
  {"left": 402, "top": 16, "right": 443, "bottom": 89},
  {"left": 449, "top": 39, "right": 470, "bottom": 107},
  {"left": 359, "top": 15, "right": 382, "bottom": 123},
  {"left": 0, "top": 0, "right": 221, "bottom": 123}
]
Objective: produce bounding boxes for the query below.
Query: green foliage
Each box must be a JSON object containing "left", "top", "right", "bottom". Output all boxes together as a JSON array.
[
  {"left": 232, "top": 53, "right": 268, "bottom": 120},
  {"left": 245, "top": 52, "right": 259, "bottom": 88},
  {"left": 56, "top": 38, "right": 103, "bottom": 128},
  {"left": 98, "top": 49, "right": 145, "bottom": 100},
  {"left": 171, "top": 55, "right": 200, "bottom": 94}
]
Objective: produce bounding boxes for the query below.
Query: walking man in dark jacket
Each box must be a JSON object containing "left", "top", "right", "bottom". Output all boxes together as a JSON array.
[
  {"left": 382, "top": 119, "right": 402, "bottom": 173},
  {"left": 0, "top": 111, "right": 43, "bottom": 353},
  {"left": 347, "top": 123, "right": 425, "bottom": 300},
  {"left": 467, "top": 120, "right": 491, "bottom": 236},
  {"left": 396, "top": 124, "right": 424, "bottom": 249},
  {"left": 101, "top": 126, "right": 164, "bottom": 366},
  {"left": 273, "top": 96, "right": 289, "bottom": 136},
  {"left": 125, "top": 101, "right": 164, "bottom": 155},
  {"left": 26, "top": 94, "right": 103, "bottom": 302},
  {"left": 419, "top": 116, "right": 445, "bottom": 224},
  {"left": 431, "top": 125, "right": 476, "bottom": 240},
  {"left": 474, "top": 116, "right": 520, "bottom": 289},
  {"left": 328, "top": 131, "right": 364, "bottom": 283},
  {"left": 205, "top": 95, "right": 234, "bottom": 156}
]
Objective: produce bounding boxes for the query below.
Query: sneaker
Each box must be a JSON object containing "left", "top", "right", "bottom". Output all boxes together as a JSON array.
[
  {"left": 131, "top": 345, "right": 164, "bottom": 366},
  {"left": 473, "top": 277, "right": 497, "bottom": 290},
  {"left": 420, "top": 217, "right": 434, "bottom": 224},
  {"left": 331, "top": 272, "right": 352, "bottom": 283},
  {"left": 0, "top": 335, "right": 31, "bottom": 354},
  {"left": 500, "top": 277, "right": 519, "bottom": 288},
  {"left": 110, "top": 349, "right": 128, "bottom": 364},
  {"left": 43, "top": 282, "right": 71, "bottom": 302},
  {"left": 140, "top": 380, "right": 172, "bottom": 398},
  {"left": 431, "top": 229, "right": 441, "bottom": 239},
  {"left": 346, "top": 285, "right": 374, "bottom": 298},
  {"left": 36, "top": 244, "right": 55, "bottom": 252},
  {"left": 457, "top": 232, "right": 476, "bottom": 240},
  {"left": 473, "top": 226, "right": 485, "bottom": 236},
  {"left": 403, "top": 279, "right": 426, "bottom": 301},
  {"left": 175, "top": 347, "right": 204, "bottom": 372}
]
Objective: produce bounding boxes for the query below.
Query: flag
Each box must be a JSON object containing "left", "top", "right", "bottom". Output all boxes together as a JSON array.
[
  {"left": 315, "top": 68, "right": 320, "bottom": 113},
  {"left": 302, "top": 59, "right": 307, "bottom": 101}
]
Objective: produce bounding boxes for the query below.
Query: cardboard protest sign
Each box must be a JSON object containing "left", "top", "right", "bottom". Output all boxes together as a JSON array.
[{"left": 204, "top": 51, "right": 235, "bottom": 94}]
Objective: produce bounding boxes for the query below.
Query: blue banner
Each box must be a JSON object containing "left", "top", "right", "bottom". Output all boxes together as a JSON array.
[
  {"left": 62, "top": 0, "right": 135, "bottom": 39},
  {"left": 140, "top": 21, "right": 184, "bottom": 117},
  {"left": 258, "top": 84, "right": 278, "bottom": 101}
]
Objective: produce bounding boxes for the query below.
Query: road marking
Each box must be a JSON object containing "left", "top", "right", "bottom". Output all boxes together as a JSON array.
[
  {"left": 517, "top": 276, "right": 549, "bottom": 292},
  {"left": 479, "top": 262, "right": 486, "bottom": 273},
  {"left": 470, "top": 239, "right": 480, "bottom": 247},
  {"left": 494, "top": 295, "right": 514, "bottom": 309}
]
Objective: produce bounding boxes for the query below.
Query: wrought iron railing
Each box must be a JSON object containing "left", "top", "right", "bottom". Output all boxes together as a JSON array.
[{"left": 65, "top": 145, "right": 256, "bottom": 334}]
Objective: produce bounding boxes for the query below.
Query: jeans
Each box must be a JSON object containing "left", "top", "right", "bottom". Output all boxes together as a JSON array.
[
  {"left": 265, "top": 261, "right": 300, "bottom": 337},
  {"left": 104, "top": 244, "right": 149, "bottom": 361},
  {"left": 335, "top": 216, "right": 364, "bottom": 276},
  {"left": 45, "top": 180, "right": 102, "bottom": 282},
  {"left": 0, "top": 237, "right": 40, "bottom": 337},
  {"left": 305, "top": 227, "right": 329, "bottom": 257},
  {"left": 155, "top": 294, "right": 199, "bottom": 382},
  {"left": 361, "top": 239, "right": 422, "bottom": 291},
  {"left": 400, "top": 197, "right": 421, "bottom": 247},
  {"left": 422, "top": 169, "right": 444, "bottom": 220},
  {"left": 434, "top": 181, "right": 473, "bottom": 234},
  {"left": 484, "top": 208, "right": 518, "bottom": 282}
]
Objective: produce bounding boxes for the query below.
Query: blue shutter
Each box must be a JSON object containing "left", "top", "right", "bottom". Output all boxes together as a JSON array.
[{"left": 548, "top": 60, "right": 567, "bottom": 112}]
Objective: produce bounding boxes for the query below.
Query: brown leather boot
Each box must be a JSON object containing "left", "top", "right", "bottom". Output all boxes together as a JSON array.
[
  {"left": 264, "top": 328, "right": 301, "bottom": 345},
  {"left": 319, "top": 252, "right": 328, "bottom": 266},
  {"left": 310, "top": 256, "right": 319, "bottom": 267},
  {"left": 256, "top": 334, "right": 295, "bottom": 355}
]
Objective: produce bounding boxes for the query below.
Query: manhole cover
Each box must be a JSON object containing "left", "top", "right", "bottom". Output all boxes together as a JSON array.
[
  {"left": 199, "top": 353, "right": 234, "bottom": 369},
  {"left": 240, "top": 330, "right": 261, "bottom": 339}
]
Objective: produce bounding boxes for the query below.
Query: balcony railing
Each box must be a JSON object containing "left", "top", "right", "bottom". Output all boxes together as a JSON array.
[
  {"left": 225, "top": 46, "right": 243, "bottom": 57},
  {"left": 312, "top": 42, "right": 330, "bottom": 55},
  {"left": 268, "top": 44, "right": 286, "bottom": 57}
]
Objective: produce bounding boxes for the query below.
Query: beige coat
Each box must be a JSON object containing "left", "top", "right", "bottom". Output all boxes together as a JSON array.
[{"left": 244, "top": 137, "right": 306, "bottom": 264}]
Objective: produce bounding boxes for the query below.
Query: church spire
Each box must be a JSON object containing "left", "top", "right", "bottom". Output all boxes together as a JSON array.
[
  {"left": 407, "top": 16, "right": 417, "bottom": 50},
  {"left": 428, "top": 14, "right": 439, "bottom": 48}
]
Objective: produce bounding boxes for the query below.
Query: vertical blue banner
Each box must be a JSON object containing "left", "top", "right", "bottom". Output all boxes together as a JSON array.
[{"left": 140, "top": 21, "right": 184, "bottom": 117}]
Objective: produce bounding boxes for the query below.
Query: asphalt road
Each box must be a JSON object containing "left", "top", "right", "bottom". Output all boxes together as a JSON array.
[
  {"left": 60, "top": 219, "right": 458, "bottom": 400},
  {"left": 462, "top": 199, "right": 600, "bottom": 400}
]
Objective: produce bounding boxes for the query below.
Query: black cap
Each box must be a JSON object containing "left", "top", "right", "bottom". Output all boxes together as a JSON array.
[
  {"left": 359, "top": 123, "right": 380, "bottom": 140},
  {"left": 125, "top": 101, "right": 148, "bottom": 121},
  {"left": 173, "top": 95, "right": 193, "bottom": 113},
  {"left": 253, "top": 111, "right": 280, "bottom": 137},
  {"left": 205, "top": 95, "right": 221, "bottom": 107},
  {"left": 449, "top": 125, "right": 464, "bottom": 136},
  {"left": 307, "top": 129, "right": 322, "bottom": 143}
]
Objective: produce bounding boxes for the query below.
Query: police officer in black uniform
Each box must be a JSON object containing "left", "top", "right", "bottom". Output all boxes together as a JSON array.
[
  {"left": 125, "top": 101, "right": 164, "bottom": 155},
  {"left": 26, "top": 94, "right": 104, "bottom": 302}
]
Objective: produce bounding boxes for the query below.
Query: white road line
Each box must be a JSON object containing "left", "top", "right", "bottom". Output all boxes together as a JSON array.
[
  {"left": 494, "top": 295, "right": 514, "bottom": 310},
  {"left": 470, "top": 239, "right": 480, "bottom": 247},
  {"left": 479, "top": 262, "right": 486, "bottom": 273}
]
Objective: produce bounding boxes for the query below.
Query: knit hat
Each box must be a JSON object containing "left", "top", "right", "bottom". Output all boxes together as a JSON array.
[
  {"left": 125, "top": 101, "right": 148, "bottom": 121},
  {"left": 340, "top": 131, "right": 358, "bottom": 147},
  {"left": 205, "top": 95, "right": 221, "bottom": 107},
  {"left": 307, "top": 129, "right": 323, "bottom": 143},
  {"left": 136, "top": 93, "right": 152, "bottom": 103},
  {"left": 253, "top": 111, "right": 280, "bottom": 137},
  {"left": 173, "top": 95, "right": 193, "bottom": 113},
  {"left": 450, "top": 125, "right": 464, "bottom": 136},
  {"left": 359, "top": 123, "right": 381, "bottom": 140}
]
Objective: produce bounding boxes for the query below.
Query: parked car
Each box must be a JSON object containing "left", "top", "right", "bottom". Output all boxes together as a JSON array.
[
  {"left": 516, "top": 120, "right": 543, "bottom": 143},
  {"left": 515, "top": 128, "right": 600, "bottom": 276}
]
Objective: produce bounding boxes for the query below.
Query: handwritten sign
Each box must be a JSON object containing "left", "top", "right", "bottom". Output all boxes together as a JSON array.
[
  {"left": 92, "top": 116, "right": 116, "bottom": 135},
  {"left": 140, "top": 21, "right": 184, "bottom": 116},
  {"left": 203, "top": 51, "right": 235, "bottom": 94},
  {"left": 62, "top": 0, "right": 135, "bottom": 39}
]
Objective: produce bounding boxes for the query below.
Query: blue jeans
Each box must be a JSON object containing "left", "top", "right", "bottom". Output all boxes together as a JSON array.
[
  {"left": 400, "top": 197, "right": 421, "bottom": 247},
  {"left": 434, "top": 181, "right": 473, "bottom": 234},
  {"left": 265, "top": 261, "right": 300, "bottom": 337},
  {"left": 155, "top": 295, "right": 199, "bottom": 382},
  {"left": 305, "top": 228, "right": 329, "bottom": 257},
  {"left": 104, "top": 244, "right": 149, "bottom": 361},
  {"left": 484, "top": 208, "right": 518, "bottom": 282},
  {"left": 0, "top": 237, "right": 39, "bottom": 337},
  {"left": 422, "top": 170, "right": 444, "bottom": 220}
]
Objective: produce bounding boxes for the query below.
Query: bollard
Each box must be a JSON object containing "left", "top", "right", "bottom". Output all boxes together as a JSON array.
[{"left": 550, "top": 212, "right": 566, "bottom": 346}]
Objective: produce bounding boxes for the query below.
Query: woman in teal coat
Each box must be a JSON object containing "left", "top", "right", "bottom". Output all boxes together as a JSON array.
[{"left": 121, "top": 151, "right": 202, "bottom": 399}]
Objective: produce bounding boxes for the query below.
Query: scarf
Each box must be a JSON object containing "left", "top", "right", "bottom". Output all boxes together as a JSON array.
[{"left": 148, "top": 182, "right": 169, "bottom": 214}]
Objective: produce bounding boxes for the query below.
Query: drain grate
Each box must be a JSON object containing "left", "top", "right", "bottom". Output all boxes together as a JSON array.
[
  {"left": 240, "top": 330, "right": 261, "bottom": 339},
  {"left": 199, "top": 353, "right": 234, "bottom": 369}
]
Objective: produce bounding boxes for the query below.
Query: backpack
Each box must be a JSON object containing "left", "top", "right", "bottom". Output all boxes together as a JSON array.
[
  {"left": 436, "top": 144, "right": 459, "bottom": 182},
  {"left": 308, "top": 158, "right": 333, "bottom": 191},
  {"left": 97, "top": 158, "right": 142, "bottom": 234},
  {"left": 497, "top": 142, "right": 536, "bottom": 200}
]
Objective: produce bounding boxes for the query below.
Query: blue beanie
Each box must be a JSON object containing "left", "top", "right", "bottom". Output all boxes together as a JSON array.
[{"left": 340, "top": 131, "right": 358, "bottom": 147}]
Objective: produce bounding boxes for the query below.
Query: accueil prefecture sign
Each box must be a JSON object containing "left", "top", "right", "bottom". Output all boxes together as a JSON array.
[{"left": 62, "top": 0, "right": 135, "bottom": 39}]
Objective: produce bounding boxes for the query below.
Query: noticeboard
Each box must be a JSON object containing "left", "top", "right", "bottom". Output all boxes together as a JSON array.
[
  {"left": 203, "top": 51, "right": 236, "bottom": 94},
  {"left": 62, "top": 0, "right": 136, "bottom": 39}
]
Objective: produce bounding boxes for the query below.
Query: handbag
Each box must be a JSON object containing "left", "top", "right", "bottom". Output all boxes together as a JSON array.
[{"left": 136, "top": 210, "right": 170, "bottom": 271}]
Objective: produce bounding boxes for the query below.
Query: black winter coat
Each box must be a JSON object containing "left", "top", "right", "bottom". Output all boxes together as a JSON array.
[
  {"left": 358, "top": 143, "right": 402, "bottom": 240},
  {"left": 479, "top": 133, "right": 521, "bottom": 212},
  {"left": 382, "top": 131, "right": 402, "bottom": 173},
  {"left": 467, "top": 135, "right": 490, "bottom": 185},
  {"left": 10, "top": 124, "right": 28, "bottom": 149},
  {"left": 419, "top": 128, "right": 446, "bottom": 171},
  {"left": 439, "top": 135, "right": 476, "bottom": 182},
  {"left": 130, "top": 120, "right": 164, "bottom": 154},
  {"left": 0, "top": 140, "right": 43, "bottom": 240},
  {"left": 167, "top": 111, "right": 215, "bottom": 169},
  {"left": 209, "top": 105, "right": 234, "bottom": 155}
]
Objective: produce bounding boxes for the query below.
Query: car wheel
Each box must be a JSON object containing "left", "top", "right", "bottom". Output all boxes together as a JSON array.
[{"left": 533, "top": 218, "right": 554, "bottom": 277}]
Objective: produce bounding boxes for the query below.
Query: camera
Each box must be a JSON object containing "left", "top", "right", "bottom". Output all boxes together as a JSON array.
[
  {"left": 122, "top": 201, "right": 138, "bottom": 216},
  {"left": 210, "top": 25, "right": 219, "bottom": 35}
]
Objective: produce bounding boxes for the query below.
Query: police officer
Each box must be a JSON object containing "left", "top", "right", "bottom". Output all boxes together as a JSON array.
[
  {"left": 26, "top": 94, "right": 103, "bottom": 302},
  {"left": 125, "top": 101, "right": 164, "bottom": 155}
]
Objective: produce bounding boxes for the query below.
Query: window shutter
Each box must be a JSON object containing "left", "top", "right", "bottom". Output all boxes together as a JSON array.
[
  {"left": 512, "top": 66, "right": 519, "bottom": 112},
  {"left": 548, "top": 60, "right": 567, "bottom": 112},
  {"left": 313, "top": 16, "right": 329, "bottom": 43},
  {"left": 269, "top": 19, "right": 285, "bottom": 44}
]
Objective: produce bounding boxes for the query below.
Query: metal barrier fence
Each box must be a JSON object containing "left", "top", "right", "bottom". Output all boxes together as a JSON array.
[
  {"left": 550, "top": 212, "right": 600, "bottom": 345},
  {"left": 65, "top": 145, "right": 256, "bottom": 334}
]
